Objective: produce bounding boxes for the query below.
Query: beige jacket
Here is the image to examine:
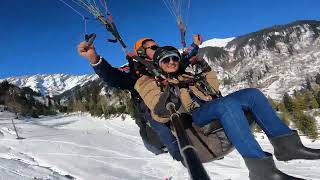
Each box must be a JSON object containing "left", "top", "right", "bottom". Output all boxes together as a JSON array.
[{"left": 134, "top": 70, "right": 220, "bottom": 123}]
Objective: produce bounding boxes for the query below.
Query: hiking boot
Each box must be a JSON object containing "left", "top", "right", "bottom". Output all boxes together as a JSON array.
[
  {"left": 270, "top": 130, "right": 320, "bottom": 161},
  {"left": 243, "top": 153, "right": 305, "bottom": 180}
]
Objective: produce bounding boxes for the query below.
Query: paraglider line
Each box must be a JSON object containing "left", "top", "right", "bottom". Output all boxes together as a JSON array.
[{"left": 58, "top": 0, "right": 86, "bottom": 20}]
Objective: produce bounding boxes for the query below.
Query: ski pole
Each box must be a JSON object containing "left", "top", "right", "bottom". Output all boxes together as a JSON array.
[{"left": 166, "top": 103, "right": 210, "bottom": 180}]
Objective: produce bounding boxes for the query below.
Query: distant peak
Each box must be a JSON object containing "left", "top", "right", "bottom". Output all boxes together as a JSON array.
[
  {"left": 1, "top": 73, "right": 98, "bottom": 96},
  {"left": 199, "top": 37, "right": 235, "bottom": 48}
]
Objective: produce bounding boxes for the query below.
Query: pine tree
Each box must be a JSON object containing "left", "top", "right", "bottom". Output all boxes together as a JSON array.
[
  {"left": 306, "top": 78, "right": 312, "bottom": 91},
  {"left": 104, "top": 106, "right": 117, "bottom": 118},
  {"left": 303, "top": 90, "right": 319, "bottom": 109},
  {"left": 293, "top": 90, "right": 298, "bottom": 97},
  {"left": 293, "top": 110, "right": 318, "bottom": 139},
  {"left": 283, "top": 93, "right": 294, "bottom": 112},
  {"left": 126, "top": 99, "right": 138, "bottom": 119},
  {"left": 90, "top": 104, "right": 104, "bottom": 117},
  {"left": 315, "top": 73, "right": 320, "bottom": 85},
  {"left": 310, "top": 97, "right": 319, "bottom": 109},
  {"left": 268, "top": 96, "right": 278, "bottom": 111},
  {"left": 316, "top": 91, "right": 320, "bottom": 105},
  {"left": 293, "top": 93, "right": 306, "bottom": 111},
  {"left": 0, "top": 81, "right": 10, "bottom": 91},
  {"left": 278, "top": 103, "right": 290, "bottom": 125}
]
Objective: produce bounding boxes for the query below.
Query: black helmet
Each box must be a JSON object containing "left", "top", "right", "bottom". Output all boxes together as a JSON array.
[{"left": 153, "top": 46, "right": 181, "bottom": 65}]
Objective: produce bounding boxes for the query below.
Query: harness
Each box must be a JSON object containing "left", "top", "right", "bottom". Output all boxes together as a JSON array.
[
  {"left": 127, "top": 55, "right": 220, "bottom": 106},
  {"left": 176, "top": 72, "right": 220, "bottom": 98}
]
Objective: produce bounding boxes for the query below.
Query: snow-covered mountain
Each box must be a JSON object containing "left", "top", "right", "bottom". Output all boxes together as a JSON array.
[
  {"left": 199, "top": 20, "right": 320, "bottom": 99},
  {"left": 200, "top": 37, "right": 235, "bottom": 48},
  {"left": 1, "top": 74, "right": 98, "bottom": 96}
]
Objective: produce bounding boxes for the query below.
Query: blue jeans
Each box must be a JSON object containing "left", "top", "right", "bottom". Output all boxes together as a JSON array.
[
  {"left": 148, "top": 118, "right": 182, "bottom": 161},
  {"left": 141, "top": 138, "right": 165, "bottom": 155},
  {"left": 192, "top": 88, "right": 292, "bottom": 158},
  {"left": 137, "top": 100, "right": 182, "bottom": 161}
]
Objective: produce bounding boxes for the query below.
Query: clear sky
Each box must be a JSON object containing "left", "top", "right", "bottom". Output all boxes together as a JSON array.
[{"left": 1, "top": 0, "right": 319, "bottom": 78}]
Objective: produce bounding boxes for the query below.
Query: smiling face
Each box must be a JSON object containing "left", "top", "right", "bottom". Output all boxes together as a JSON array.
[{"left": 159, "top": 56, "right": 180, "bottom": 73}]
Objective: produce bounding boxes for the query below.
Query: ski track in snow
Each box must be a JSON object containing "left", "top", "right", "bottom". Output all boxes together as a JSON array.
[
  {"left": 0, "top": 111, "right": 319, "bottom": 180},
  {"left": 1, "top": 138, "right": 136, "bottom": 159},
  {"left": 0, "top": 163, "right": 35, "bottom": 179},
  {"left": 0, "top": 146, "right": 72, "bottom": 180}
]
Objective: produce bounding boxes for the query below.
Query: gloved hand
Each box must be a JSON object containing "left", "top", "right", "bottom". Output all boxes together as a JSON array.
[
  {"left": 77, "top": 41, "right": 99, "bottom": 64},
  {"left": 154, "top": 85, "right": 172, "bottom": 118}
]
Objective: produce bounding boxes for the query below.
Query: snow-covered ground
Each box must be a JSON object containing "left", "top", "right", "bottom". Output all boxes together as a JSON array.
[{"left": 0, "top": 111, "right": 319, "bottom": 180}]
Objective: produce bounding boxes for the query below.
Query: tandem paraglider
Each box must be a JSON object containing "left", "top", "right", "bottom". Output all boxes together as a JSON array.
[{"left": 58, "top": 0, "right": 320, "bottom": 179}]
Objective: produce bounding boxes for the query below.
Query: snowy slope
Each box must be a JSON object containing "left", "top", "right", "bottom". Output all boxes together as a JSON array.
[
  {"left": 0, "top": 74, "right": 98, "bottom": 96},
  {"left": 0, "top": 111, "right": 319, "bottom": 180}
]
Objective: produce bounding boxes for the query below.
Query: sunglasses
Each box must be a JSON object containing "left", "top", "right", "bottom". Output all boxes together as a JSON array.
[
  {"left": 145, "top": 45, "right": 159, "bottom": 51},
  {"left": 159, "top": 55, "right": 180, "bottom": 64}
]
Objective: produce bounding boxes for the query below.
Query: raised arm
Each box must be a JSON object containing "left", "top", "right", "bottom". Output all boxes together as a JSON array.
[
  {"left": 77, "top": 41, "right": 133, "bottom": 90},
  {"left": 180, "top": 34, "right": 203, "bottom": 70},
  {"left": 91, "top": 57, "right": 134, "bottom": 90}
]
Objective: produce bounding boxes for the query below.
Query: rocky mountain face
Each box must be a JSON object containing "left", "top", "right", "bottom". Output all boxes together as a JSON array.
[
  {"left": 0, "top": 81, "right": 55, "bottom": 117},
  {"left": 199, "top": 20, "right": 320, "bottom": 99},
  {"left": 0, "top": 77, "right": 131, "bottom": 117},
  {"left": 54, "top": 78, "right": 131, "bottom": 113}
]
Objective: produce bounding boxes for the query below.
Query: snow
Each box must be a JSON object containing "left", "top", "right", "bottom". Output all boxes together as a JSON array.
[
  {"left": 0, "top": 111, "right": 319, "bottom": 180},
  {"left": 199, "top": 37, "right": 235, "bottom": 48}
]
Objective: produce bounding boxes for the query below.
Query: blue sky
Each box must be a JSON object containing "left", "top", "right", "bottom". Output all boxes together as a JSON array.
[{"left": 1, "top": 0, "right": 319, "bottom": 78}]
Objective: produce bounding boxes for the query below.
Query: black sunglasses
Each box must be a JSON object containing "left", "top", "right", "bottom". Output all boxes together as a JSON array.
[
  {"left": 145, "top": 45, "right": 159, "bottom": 51},
  {"left": 159, "top": 56, "right": 180, "bottom": 64}
]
